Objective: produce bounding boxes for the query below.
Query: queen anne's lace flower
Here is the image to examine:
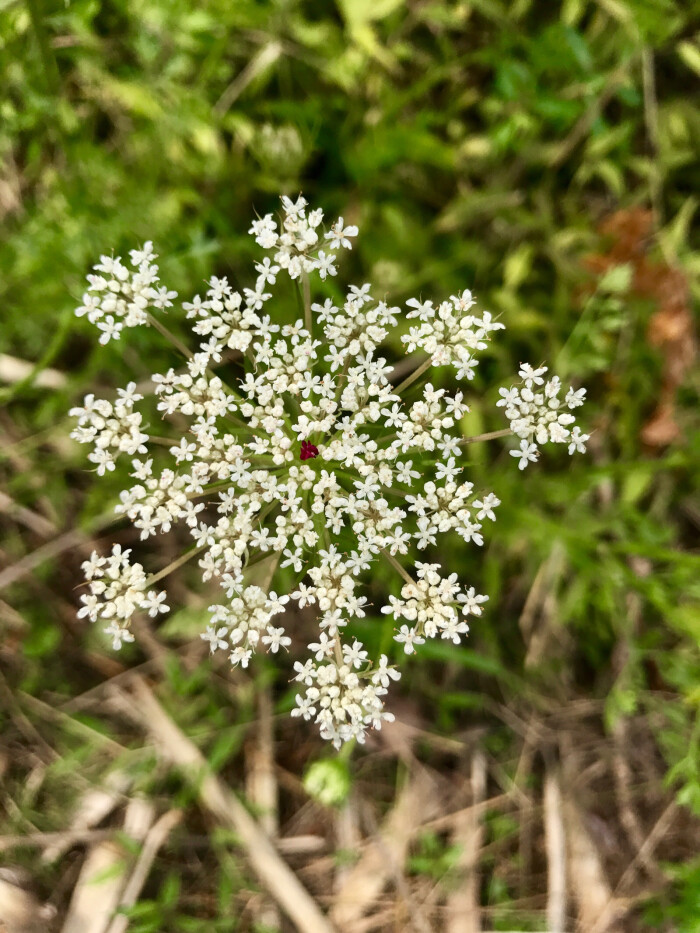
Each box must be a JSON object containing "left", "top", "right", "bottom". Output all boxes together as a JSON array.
[
  {"left": 402, "top": 291, "right": 505, "bottom": 379},
  {"left": 78, "top": 545, "right": 169, "bottom": 649},
  {"left": 75, "top": 243, "right": 176, "bottom": 345},
  {"left": 70, "top": 384, "right": 148, "bottom": 475},
  {"left": 71, "top": 196, "right": 587, "bottom": 747},
  {"left": 498, "top": 364, "right": 588, "bottom": 468}
]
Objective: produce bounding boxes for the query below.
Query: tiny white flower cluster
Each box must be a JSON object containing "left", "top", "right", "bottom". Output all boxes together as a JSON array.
[
  {"left": 382, "top": 562, "right": 489, "bottom": 654},
  {"left": 403, "top": 292, "right": 505, "bottom": 379},
  {"left": 292, "top": 649, "right": 399, "bottom": 746},
  {"left": 75, "top": 242, "right": 177, "bottom": 345},
  {"left": 78, "top": 545, "right": 169, "bottom": 650},
  {"left": 498, "top": 364, "right": 589, "bottom": 470},
  {"left": 71, "top": 195, "right": 587, "bottom": 747},
  {"left": 316, "top": 286, "right": 398, "bottom": 372},
  {"left": 202, "top": 587, "right": 290, "bottom": 668},
  {"left": 249, "top": 194, "right": 357, "bottom": 281},
  {"left": 69, "top": 383, "right": 148, "bottom": 475},
  {"left": 183, "top": 276, "right": 265, "bottom": 366}
]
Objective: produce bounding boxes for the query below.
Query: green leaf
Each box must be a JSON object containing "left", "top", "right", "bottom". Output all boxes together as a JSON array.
[
  {"left": 660, "top": 197, "right": 698, "bottom": 257},
  {"left": 598, "top": 263, "right": 632, "bottom": 293},
  {"left": 337, "top": 0, "right": 405, "bottom": 26},
  {"left": 159, "top": 872, "right": 180, "bottom": 909},
  {"left": 419, "top": 641, "right": 515, "bottom": 682},
  {"left": 677, "top": 40, "right": 700, "bottom": 78}
]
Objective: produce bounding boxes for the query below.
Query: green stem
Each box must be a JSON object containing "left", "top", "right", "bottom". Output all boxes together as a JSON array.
[
  {"left": 0, "top": 307, "right": 72, "bottom": 405},
  {"left": 147, "top": 545, "right": 205, "bottom": 587},
  {"left": 301, "top": 272, "right": 312, "bottom": 335},
  {"left": 333, "top": 632, "right": 344, "bottom": 668},
  {"left": 147, "top": 313, "right": 193, "bottom": 360},
  {"left": 260, "top": 550, "right": 282, "bottom": 592},
  {"left": 338, "top": 737, "right": 356, "bottom": 761},
  {"left": 334, "top": 359, "right": 351, "bottom": 404},
  {"left": 381, "top": 548, "right": 415, "bottom": 588},
  {"left": 460, "top": 428, "right": 512, "bottom": 445},
  {"left": 393, "top": 357, "right": 433, "bottom": 395},
  {"left": 244, "top": 548, "right": 277, "bottom": 571}
]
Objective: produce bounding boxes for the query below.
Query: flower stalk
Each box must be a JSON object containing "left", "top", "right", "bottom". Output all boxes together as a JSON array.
[{"left": 393, "top": 357, "right": 433, "bottom": 395}]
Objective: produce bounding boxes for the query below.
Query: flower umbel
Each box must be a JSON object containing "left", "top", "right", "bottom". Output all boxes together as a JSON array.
[
  {"left": 498, "top": 364, "right": 589, "bottom": 468},
  {"left": 71, "top": 196, "right": 587, "bottom": 747}
]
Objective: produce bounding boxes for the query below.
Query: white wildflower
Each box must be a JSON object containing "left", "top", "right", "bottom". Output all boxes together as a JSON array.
[
  {"left": 70, "top": 195, "right": 587, "bottom": 746},
  {"left": 511, "top": 439, "right": 539, "bottom": 470},
  {"left": 76, "top": 245, "right": 171, "bottom": 342},
  {"left": 499, "top": 364, "right": 588, "bottom": 467}
]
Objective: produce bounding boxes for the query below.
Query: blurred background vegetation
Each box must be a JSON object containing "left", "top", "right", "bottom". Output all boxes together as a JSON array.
[{"left": 1, "top": 0, "right": 699, "bottom": 930}]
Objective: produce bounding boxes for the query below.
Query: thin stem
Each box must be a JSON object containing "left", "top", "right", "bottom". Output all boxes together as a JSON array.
[
  {"left": 460, "top": 428, "right": 512, "bottom": 445},
  {"left": 338, "top": 737, "right": 356, "bottom": 761},
  {"left": 244, "top": 548, "right": 277, "bottom": 571},
  {"left": 301, "top": 272, "right": 312, "bottom": 335},
  {"left": 334, "top": 358, "right": 351, "bottom": 404},
  {"left": 318, "top": 525, "right": 344, "bottom": 666},
  {"left": 381, "top": 548, "right": 415, "bottom": 588},
  {"left": 255, "top": 500, "right": 280, "bottom": 530},
  {"left": 261, "top": 550, "right": 282, "bottom": 592},
  {"left": 147, "top": 545, "right": 205, "bottom": 588},
  {"left": 147, "top": 313, "right": 193, "bottom": 360},
  {"left": 393, "top": 357, "right": 433, "bottom": 396},
  {"left": 0, "top": 307, "right": 72, "bottom": 405},
  {"left": 333, "top": 632, "right": 344, "bottom": 667}
]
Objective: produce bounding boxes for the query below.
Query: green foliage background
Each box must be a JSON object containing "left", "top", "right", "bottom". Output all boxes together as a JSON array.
[{"left": 1, "top": 0, "right": 699, "bottom": 928}]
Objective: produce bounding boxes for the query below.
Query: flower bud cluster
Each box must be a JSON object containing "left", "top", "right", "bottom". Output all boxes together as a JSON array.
[
  {"left": 183, "top": 275, "right": 265, "bottom": 364},
  {"left": 315, "top": 287, "right": 399, "bottom": 372},
  {"left": 78, "top": 545, "right": 168, "bottom": 649},
  {"left": 115, "top": 465, "right": 203, "bottom": 539},
  {"left": 394, "top": 384, "right": 469, "bottom": 455},
  {"left": 498, "top": 364, "right": 588, "bottom": 469},
  {"left": 153, "top": 368, "right": 237, "bottom": 420},
  {"left": 71, "top": 195, "right": 587, "bottom": 746},
  {"left": 75, "top": 242, "right": 176, "bottom": 345}
]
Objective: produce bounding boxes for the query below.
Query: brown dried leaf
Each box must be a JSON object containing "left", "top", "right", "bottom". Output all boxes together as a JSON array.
[
  {"left": 640, "top": 400, "right": 681, "bottom": 447},
  {"left": 585, "top": 208, "right": 696, "bottom": 448}
]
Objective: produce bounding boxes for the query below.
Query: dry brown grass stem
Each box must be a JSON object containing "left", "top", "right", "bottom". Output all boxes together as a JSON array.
[{"left": 123, "top": 677, "right": 336, "bottom": 933}]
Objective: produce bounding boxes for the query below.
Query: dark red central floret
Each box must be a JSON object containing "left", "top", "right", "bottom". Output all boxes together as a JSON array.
[{"left": 300, "top": 440, "right": 319, "bottom": 461}]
